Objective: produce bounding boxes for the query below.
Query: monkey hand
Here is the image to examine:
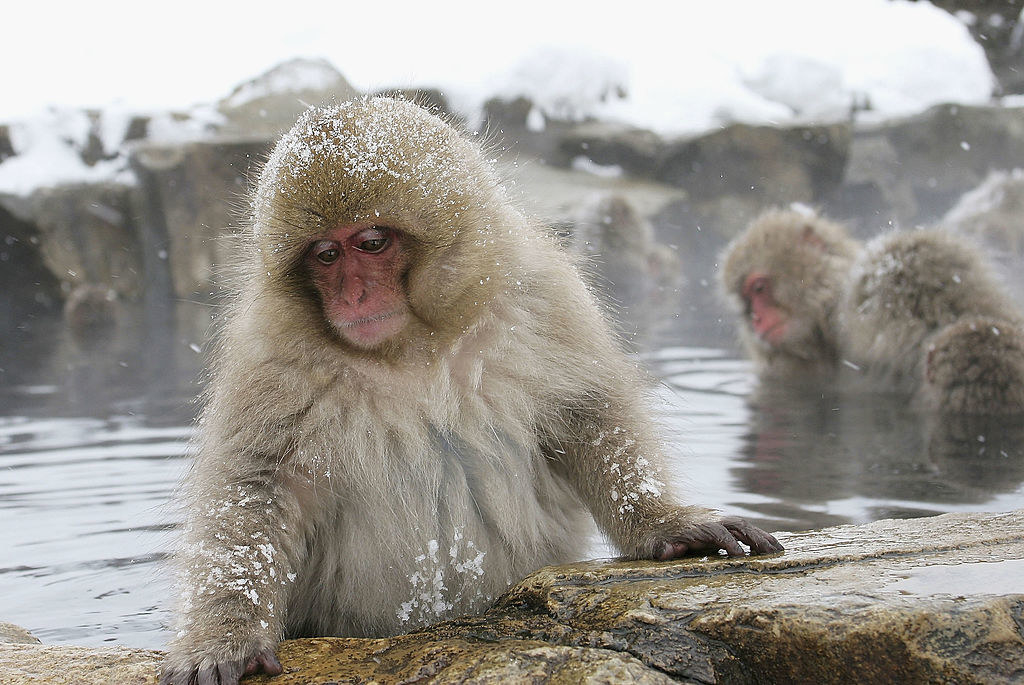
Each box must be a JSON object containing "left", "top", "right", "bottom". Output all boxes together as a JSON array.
[
  {"left": 159, "top": 646, "right": 283, "bottom": 685},
  {"left": 634, "top": 509, "right": 783, "bottom": 560}
]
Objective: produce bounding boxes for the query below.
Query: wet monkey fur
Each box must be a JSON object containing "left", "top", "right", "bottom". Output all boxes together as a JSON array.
[
  {"left": 719, "top": 208, "right": 861, "bottom": 382},
  {"left": 159, "top": 98, "right": 782, "bottom": 685},
  {"left": 721, "top": 208, "right": 1024, "bottom": 414},
  {"left": 841, "top": 229, "right": 1022, "bottom": 393}
]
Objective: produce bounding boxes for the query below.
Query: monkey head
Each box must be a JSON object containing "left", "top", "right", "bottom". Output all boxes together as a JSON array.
[
  {"left": 249, "top": 97, "right": 515, "bottom": 355},
  {"left": 720, "top": 208, "right": 860, "bottom": 365}
]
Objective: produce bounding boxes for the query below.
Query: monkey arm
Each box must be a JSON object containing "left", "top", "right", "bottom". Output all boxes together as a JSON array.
[
  {"left": 543, "top": 395, "right": 782, "bottom": 559},
  {"left": 160, "top": 458, "right": 306, "bottom": 684}
]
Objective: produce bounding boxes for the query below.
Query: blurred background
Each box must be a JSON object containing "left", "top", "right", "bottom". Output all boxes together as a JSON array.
[{"left": 1, "top": 0, "right": 1023, "bottom": 650}]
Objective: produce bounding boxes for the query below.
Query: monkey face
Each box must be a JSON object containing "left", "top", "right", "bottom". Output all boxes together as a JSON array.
[
  {"left": 305, "top": 222, "right": 411, "bottom": 348},
  {"left": 741, "top": 272, "right": 790, "bottom": 345}
]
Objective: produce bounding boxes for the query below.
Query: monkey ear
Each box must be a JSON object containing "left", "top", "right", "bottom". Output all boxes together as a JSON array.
[{"left": 801, "top": 224, "right": 827, "bottom": 250}]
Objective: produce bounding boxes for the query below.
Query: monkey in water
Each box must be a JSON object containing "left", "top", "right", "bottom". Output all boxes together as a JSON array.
[
  {"left": 721, "top": 209, "right": 1024, "bottom": 412},
  {"left": 923, "top": 316, "right": 1024, "bottom": 415},
  {"left": 718, "top": 207, "right": 862, "bottom": 382},
  {"left": 159, "top": 98, "right": 782, "bottom": 685},
  {"left": 839, "top": 229, "right": 1023, "bottom": 393}
]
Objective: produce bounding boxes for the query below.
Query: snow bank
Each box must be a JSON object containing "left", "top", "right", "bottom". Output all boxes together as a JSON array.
[
  {"left": 0, "top": 0, "right": 997, "bottom": 194},
  {"left": 0, "top": 109, "right": 130, "bottom": 195},
  {"left": 484, "top": 0, "right": 994, "bottom": 134}
]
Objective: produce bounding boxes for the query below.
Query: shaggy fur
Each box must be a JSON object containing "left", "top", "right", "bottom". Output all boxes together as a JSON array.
[
  {"left": 161, "top": 98, "right": 779, "bottom": 683},
  {"left": 719, "top": 207, "right": 861, "bottom": 379},
  {"left": 840, "top": 230, "right": 1022, "bottom": 392},
  {"left": 923, "top": 316, "right": 1024, "bottom": 415}
]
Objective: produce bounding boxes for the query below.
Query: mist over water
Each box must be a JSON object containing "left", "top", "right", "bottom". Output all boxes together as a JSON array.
[{"left": 1, "top": 303, "right": 1021, "bottom": 648}]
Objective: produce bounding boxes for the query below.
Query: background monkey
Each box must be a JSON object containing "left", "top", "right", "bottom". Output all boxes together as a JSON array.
[
  {"left": 839, "top": 230, "right": 1022, "bottom": 393},
  {"left": 160, "top": 98, "right": 782, "bottom": 685},
  {"left": 923, "top": 316, "right": 1024, "bottom": 415},
  {"left": 718, "top": 207, "right": 861, "bottom": 382},
  {"left": 721, "top": 209, "right": 1024, "bottom": 413}
]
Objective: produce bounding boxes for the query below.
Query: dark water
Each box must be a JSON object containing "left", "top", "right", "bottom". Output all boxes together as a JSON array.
[{"left": 1, "top": 306, "right": 1021, "bottom": 649}]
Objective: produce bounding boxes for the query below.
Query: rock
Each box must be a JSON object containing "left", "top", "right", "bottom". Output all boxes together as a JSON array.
[
  {"left": 254, "top": 638, "right": 673, "bottom": 684},
  {"left": 217, "top": 58, "right": 360, "bottom": 138},
  {"left": 129, "top": 138, "right": 272, "bottom": 303},
  {"left": 557, "top": 121, "right": 665, "bottom": 178},
  {"left": 497, "top": 157, "right": 685, "bottom": 224},
  {"left": 0, "top": 644, "right": 162, "bottom": 685},
  {"left": 3, "top": 510, "right": 1021, "bottom": 684},
  {"left": 0, "top": 624, "right": 39, "bottom": 645},
  {"left": 829, "top": 104, "right": 1024, "bottom": 230},
  {"left": 0, "top": 125, "right": 13, "bottom": 163},
  {"left": 559, "top": 120, "right": 851, "bottom": 208},
  {"left": 0, "top": 200, "right": 61, "bottom": 338},
  {"left": 656, "top": 122, "right": 851, "bottom": 205},
  {"left": 482, "top": 95, "right": 581, "bottom": 164},
  {"left": 476, "top": 509, "right": 1024, "bottom": 684}
]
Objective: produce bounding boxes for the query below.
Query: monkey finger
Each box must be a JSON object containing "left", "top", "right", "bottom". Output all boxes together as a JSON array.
[
  {"left": 655, "top": 541, "right": 689, "bottom": 560},
  {"left": 243, "top": 648, "right": 284, "bottom": 676},
  {"left": 198, "top": 660, "right": 245, "bottom": 685},
  {"left": 720, "top": 516, "right": 784, "bottom": 554},
  {"left": 701, "top": 523, "right": 747, "bottom": 557},
  {"left": 658, "top": 522, "right": 745, "bottom": 559}
]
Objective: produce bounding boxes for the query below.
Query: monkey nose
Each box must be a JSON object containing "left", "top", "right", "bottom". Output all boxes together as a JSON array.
[{"left": 339, "top": 277, "right": 366, "bottom": 306}]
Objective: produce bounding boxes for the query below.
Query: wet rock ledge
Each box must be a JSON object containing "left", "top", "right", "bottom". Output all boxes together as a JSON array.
[{"left": 2, "top": 510, "right": 1022, "bottom": 684}]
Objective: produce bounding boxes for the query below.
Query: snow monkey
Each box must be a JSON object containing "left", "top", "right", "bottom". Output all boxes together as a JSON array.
[
  {"left": 923, "top": 317, "right": 1024, "bottom": 415},
  {"left": 718, "top": 207, "right": 862, "bottom": 382},
  {"left": 159, "top": 98, "right": 783, "bottom": 685},
  {"left": 721, "top": 209, "right": 1024, "bottom": 413},
  {"left": 840, "top": 230, "right": 1023, "bottom": 393}
]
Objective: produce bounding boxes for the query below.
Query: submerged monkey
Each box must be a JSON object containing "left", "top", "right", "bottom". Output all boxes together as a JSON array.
[
  {"left": 721, "top": 207, "right": 1024, "bottom": 414},
  {"left": 718, "top": 207, "right": 861, "bottom": 382},
  {"left": 160, "top": 98, "right": 782, "bottom": 685}
]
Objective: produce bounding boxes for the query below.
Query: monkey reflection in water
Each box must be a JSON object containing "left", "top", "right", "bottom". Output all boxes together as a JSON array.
[{"left": 159, "top": 98, "right": 782, "bottom": 685}]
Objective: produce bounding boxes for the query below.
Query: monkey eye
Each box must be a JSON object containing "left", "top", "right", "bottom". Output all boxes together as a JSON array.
[
  {"left": 311, "top": 240, "right": 341, "bottom": 265},
  {"left": 744, "top": 275, "right": 770, "bottom": 298},
  {"left": 353, "top": 228, "right": 392, "bottom": 254}
]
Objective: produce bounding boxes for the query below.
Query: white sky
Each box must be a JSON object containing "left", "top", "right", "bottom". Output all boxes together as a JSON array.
[{"left": 1, "top": 0, "right": 995, "bottom": 127}]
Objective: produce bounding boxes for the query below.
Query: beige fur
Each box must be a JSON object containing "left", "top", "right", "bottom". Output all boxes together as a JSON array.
[
  {"left": 923, "top": 316, "right": 1024, "bottom": 415},
  {"left": 719, "top": 207, "right": 861, "bottom": 379},
  {"left": 840, "top": 230, "right": 1022, "bottom": 391},
  {"left": 161, "top": 98, "right": 779, "bottom": 683}
]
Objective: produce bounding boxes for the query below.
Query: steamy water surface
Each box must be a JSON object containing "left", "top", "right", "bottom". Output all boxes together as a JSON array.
[{"left": 1, "top": 308, "right": 1022, "bottom": 649}]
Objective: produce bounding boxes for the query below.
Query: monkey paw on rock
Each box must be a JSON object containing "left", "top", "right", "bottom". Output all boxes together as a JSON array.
[
  {"left": 651, "top": 515, "right": 784, "bottom": 560},
  {"left": 159, "top": 647, "right": 282, "bottom": 685}
]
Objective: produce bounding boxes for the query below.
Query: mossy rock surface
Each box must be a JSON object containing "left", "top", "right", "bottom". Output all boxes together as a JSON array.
[{"left": 2, "top": 510, "right": 1022, "bottom": 684}]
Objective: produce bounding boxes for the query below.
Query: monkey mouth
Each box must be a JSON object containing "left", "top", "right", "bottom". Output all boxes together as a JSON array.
[
  {"left": 332, "top": 309, "right": 408, "bottom": 349},
  {"left": 337, "top": 311, "right": 397, "bottom": 328},
  {"left": 754, "top": 321, "right": 787, "bottom": 344}
]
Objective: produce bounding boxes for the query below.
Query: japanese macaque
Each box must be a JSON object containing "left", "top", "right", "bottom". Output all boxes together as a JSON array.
[
  {"left": 566, "top": 193, "right": 681, "bottom": 334},
  {"left": 839, "top": 230, "right": 1022, "bottom": 393},
  {"left": 923, "top": 316, "right": 1024, "bottom": 415},
  {"left": 718, "top": 207, "right": 861, "bottom": 380},
  {"left": 160, "top": 98, "right": 782, "bottom": 685}
]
